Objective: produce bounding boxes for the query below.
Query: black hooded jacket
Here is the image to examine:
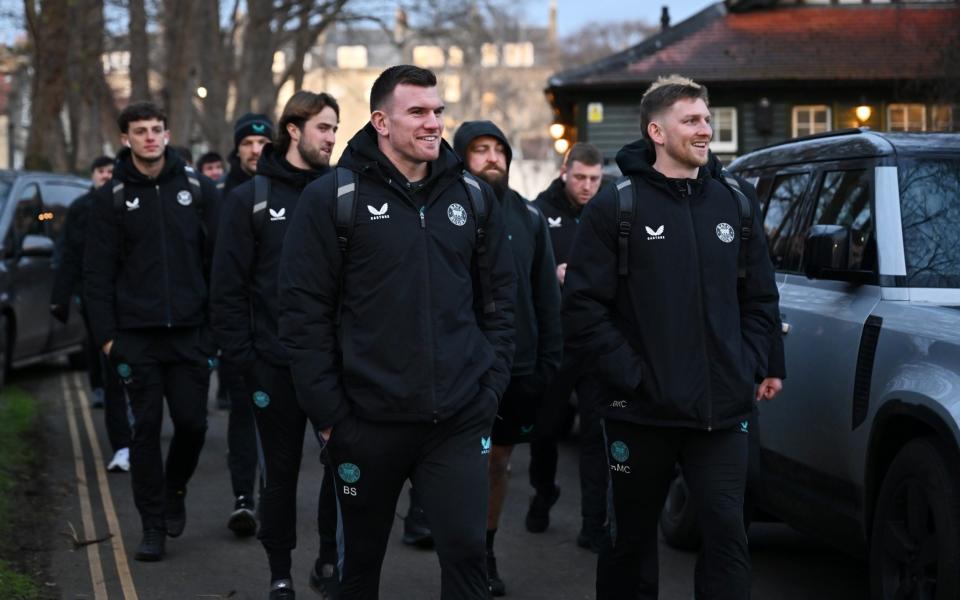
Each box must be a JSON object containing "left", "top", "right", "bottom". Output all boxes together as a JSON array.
[
  {"left": 211, "top": 144, "right": 328, "bottom": 368},
  {"left": 562, "top": 140, "right": 779, "bottom": 429},
  {"left": 533, "top": 177, "right": 583, "bottom": 266},
  {"left": 83, "top": 147, "right": 220, "bottom": 347},
  {"left": 222, "top": 152, "right": 251, "bottom": 199},
  {"left": 278, "top": 123, "right": 517, "bottom": 430},
  {"left": 52, "top": 186, "right": 96, "bottom": 308}
]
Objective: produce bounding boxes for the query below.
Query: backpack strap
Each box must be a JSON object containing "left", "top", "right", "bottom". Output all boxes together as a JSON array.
[
  {"left": 112, "top": 180, "right": 125, "bottom": 216},
  {"left": 251, "top": 174, "right": 270, "bottom": 240},
  {"left": 183, "top": 165, "right": 208, "bottom": 240},
  {"left": 334, "top": 167, "right": 358, "bottom": 325},
  {"left": 720, "top": 168, "right": 753, "bottom": 280},
  {"left": 615, "top": 176, "right": 636, "bottom": 277},
  {"left": 462, "top": 171, "right": 496, "bottom": 315}
]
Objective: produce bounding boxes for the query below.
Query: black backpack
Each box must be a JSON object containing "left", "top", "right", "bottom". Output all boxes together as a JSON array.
[
  {"left": 252, "top": 167, "right": 498, "bottom": 317},
  {"left": 615, "top": 168, "right": 753, "bottom": 279}
]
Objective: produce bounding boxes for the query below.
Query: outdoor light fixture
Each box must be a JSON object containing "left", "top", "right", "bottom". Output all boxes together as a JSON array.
[
  {"left": 855, "top": 105, "right": 872, "bottom": 122},
  {"left": 554, "top": 138, "right": 570, "bottom": 154},
  {"left": 196, "top": 86, "right": 208, "bottom": 99},
  {"left": 549, "top": 123, "right": 565, "bottom": 139}
]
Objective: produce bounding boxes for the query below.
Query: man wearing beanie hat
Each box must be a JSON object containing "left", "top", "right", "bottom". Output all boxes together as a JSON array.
[
  {"left": 452, "top": 120, "right": 562, "bottom": 597},
  {"left": 223, "top": 112, "right": 274, "bottom": 198}
]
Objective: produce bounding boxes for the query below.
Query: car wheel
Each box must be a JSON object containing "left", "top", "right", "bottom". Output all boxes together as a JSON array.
[
  {"left": 870, "top": 437, "right": 960, "bottom": 600},
  {"left": 660, "top": 471, "right": 701, "bottom": 551}
]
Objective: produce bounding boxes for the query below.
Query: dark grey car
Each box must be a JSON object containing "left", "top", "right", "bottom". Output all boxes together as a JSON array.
[
  {"left": 0, "top": 170, "right": 90, "bottom": 385},
  {"left": 659, "top": 129, "right": 960, "bottom": 599}
]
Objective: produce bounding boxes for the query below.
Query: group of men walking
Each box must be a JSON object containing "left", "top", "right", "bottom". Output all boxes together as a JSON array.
[{"left": 55, "top": 64, "right": 782, "bottom": 600}]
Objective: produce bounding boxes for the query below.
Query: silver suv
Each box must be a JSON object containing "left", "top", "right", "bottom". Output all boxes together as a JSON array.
[{"left": 660, "top": 129, "right": 960, "bottom": 599}]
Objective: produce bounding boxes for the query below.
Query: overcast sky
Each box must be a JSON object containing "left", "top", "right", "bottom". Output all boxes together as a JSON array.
[{"left": 523, "top": 0, "right": 719, "bottom": 35}]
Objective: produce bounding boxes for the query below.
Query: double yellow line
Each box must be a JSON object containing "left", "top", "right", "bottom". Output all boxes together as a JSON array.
[{"left": 61, "top": 371, "right": 139, "bottom": 600}]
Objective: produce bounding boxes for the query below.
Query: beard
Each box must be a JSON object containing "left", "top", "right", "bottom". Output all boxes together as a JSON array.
[
  {"left": 298, "top": 137, "right": 331, "bottom": 171},
  {"left": 476, "top": 167, "right": 509, "bottom": 200}
]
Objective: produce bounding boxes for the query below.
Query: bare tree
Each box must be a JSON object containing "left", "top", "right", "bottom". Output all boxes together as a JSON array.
[
  {"left": 23, "top": 0, "right": 70, "bottom": 171},
  {"left": 161, "top": 0, "right": 201, "bottom": 144},
  {"left": 560, "top": 20, "right": 656, "bottom": 68},
  {"left": 128, "top": 0, "right": 151, "bottom": 101}
]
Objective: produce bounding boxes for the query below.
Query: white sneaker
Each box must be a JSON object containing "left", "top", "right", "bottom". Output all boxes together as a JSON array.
[{"left": 108, "top": 448, "right": 130, "bottom": 472}]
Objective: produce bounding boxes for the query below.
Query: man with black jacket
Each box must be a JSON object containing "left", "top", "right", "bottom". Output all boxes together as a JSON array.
[
  {"left": 84, "top": 101, "right": 220, "bottom": 562},
  {"left": 51, "top": 156, "right": 132, "bottom": 472},
  {"left": 223, "top": 113, "right": 274, "bottom": 198},
  {"left": 563, "top": 76, "right": 779, "bottom": 599},
  {"left": 452, "top": 120, "right": 561, "bottom": 597},
  {"left": 212, "top": 90, "right": 341, "bottom": 600},
  {"left": 279, "top": 65, "right": 516, "bottom": 599}
]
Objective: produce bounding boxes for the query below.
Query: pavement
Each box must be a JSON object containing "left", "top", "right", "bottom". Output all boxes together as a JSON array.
[{"left": 21, "top": 363, "right": 869, "bottom": 600}]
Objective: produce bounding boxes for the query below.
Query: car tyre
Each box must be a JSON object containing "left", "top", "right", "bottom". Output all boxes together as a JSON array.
[{"left": 870, "top": 437, "right": 960, "bottom": 600}]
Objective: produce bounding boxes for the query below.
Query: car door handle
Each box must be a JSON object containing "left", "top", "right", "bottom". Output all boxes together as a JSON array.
[{"left": 781, "top": 321, "right": 792, "bottom": 335}]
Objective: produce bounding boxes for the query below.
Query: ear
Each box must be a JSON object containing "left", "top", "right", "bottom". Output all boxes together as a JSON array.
[
  {"left": 121, "top": 133, "right": 130, "bottom": 148},
  {"left": 163, "top": 131, "right": 171, "bottom": 145},
  {"left": 370, "top": 110, "right": 389, "bottom": 137},
  {"left": 647, "top": 121, "right": 665, "bottom": 146},
  {"left": 286, "top": 122, "right": 302, "bottom": 145}
]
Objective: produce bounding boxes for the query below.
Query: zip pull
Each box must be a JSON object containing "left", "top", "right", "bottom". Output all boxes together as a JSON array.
[{"left": 419, "top": 206, "right": 425, "bottom": 229}]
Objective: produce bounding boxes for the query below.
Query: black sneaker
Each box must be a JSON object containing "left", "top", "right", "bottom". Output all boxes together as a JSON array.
[
  {"left": 165, "top": 489, "right": 187, "bottom": 538},
  {"left": 269, "top": 578, "right": 295, "bottom": 599},
  {"left": 402, "top": 491, "right": 433, "bottom": 548},
  {"left": 308, "top": 559, "right": 339, "bottom": 599},
  {"left": 524, "top": 486, "right": 561, "bottom": 533},
  {"left": 228, "top": 495, "right": 257, "bottom": 537},
  {"left": 487, "top": 551, "right": 506, "bottom": 597},
  {"left": 576, "top": 524, "right": 609, "bottom": 554},
  {"left": 134, "top": 528, "right": 166, "bottom": 562}
]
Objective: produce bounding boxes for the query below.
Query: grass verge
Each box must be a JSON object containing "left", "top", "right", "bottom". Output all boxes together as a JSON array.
[{"left": 0, "top": 386, "right": 44, "bottom": 600}]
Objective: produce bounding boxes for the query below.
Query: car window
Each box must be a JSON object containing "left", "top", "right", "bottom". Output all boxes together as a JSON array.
[
  {"left": 42, "top": 183, "right": 87, "bottom": 240},
  {"left": 809, "top": 170, "right": 876, "bottom": 272},
  {"left": 899, "top": 157, "right": 960, "bottom": 288},
  {"left": 7, "top": 183, "right": 44, "bottom": 257},
  {"left": 763, "top": 172, "right": 812, "bottom": 271}
]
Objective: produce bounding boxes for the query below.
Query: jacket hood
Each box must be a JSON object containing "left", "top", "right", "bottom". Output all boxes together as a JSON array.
[
  {"left": 615, "top": 138, "right": 710, "bottom": 188},
  {"left": 113, "top": 147, "right": 186, "bottom": 185},
  {"left": 536, "top": 176, "right": 581, "bottom": 217},
  {"left": 452, "top": 120, "right": 513, "bottom": 168},
  {"left": 339, "top": 122, "right": 463, "bottom": 186},
  {"left": 225, "top": 152, "right": 251, "bottom": 188},
  {"left": 255, "top": 143, "right": 328, "bottom": 189}
]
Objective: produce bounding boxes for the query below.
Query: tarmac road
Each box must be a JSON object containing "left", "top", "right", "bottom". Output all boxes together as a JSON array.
[{"left": 21, "top": 362, "right": 868, "bottom": 599}]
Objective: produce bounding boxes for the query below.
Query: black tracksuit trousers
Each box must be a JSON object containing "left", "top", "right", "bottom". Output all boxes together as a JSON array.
[
  {"left": 224, "top": 358, "right": 259, "bottom": 499},
  {"left": 83, "top": 308, "right": 131, "bottom": 453},
  {"left": 112, "top": 328, "right": 212, "bottom": 531},
  {"left": 598, "top": 419, "right": 750, "bottom": 600},
  {"left": 247, "top": 360, "right": 337, "bottom": 559},
  {"left": 325, "top": 391, "right": 498, "bottom": 600}
]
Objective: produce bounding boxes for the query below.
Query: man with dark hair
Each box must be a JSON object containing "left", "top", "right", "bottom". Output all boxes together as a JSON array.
[
  {"left": 51, "top": 155, "right": 132, "bottom": 472},
  {"left": 212, "top": 89, "right": 340, "bottom": 600},
  {"left": 279, "top": 65, "right": 516, "bottom": 599},
  {"left": 170, "top": 145, "right": 193, "bottom": 165},
  {"left": 224, "top": 113, "right": 274, "bottom": 198},
  {"left": 452, "top": 120, "right": 561, "bottom": 597},
  {"left": 527, "top": 142, "right": 608, "bottom": 549},
  {"left": 563, "top": 75, "right": 779, "bottom": 599},
  {"left": 84, "top": 100, "right": 221, "bottom": 562},
  {"left": 197, "top": 152, "right": 225, "bottom": 181}
]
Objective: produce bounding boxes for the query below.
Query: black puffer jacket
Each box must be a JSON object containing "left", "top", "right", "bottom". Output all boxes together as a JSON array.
[
  {"left": 83, "top": 148, "right": 220, "bottom": 346},
  {"left": 533, "top": 177, "right": 583, "bottom": 266},
  {"left": 211, "top": 144, "right": 328, "bottom": 368},
  {"left": 563, "top": 140, "right": 779, "bottom": 430},
  {"left": 52, "top": 186, "right": 96, "bottom": 307},
  {"left": 279, "top": 123, "right": 517, "bottom": 430}
]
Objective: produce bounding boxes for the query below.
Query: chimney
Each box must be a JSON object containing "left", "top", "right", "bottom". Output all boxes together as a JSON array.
[
  {"left": 394, "top": 6, "right": 408, "bottom": 43},
  {"left": 548, "top": 0, "right": 558, "bottom": 45},
  {"left": 661, "top": 6, "right": 670, "bottom": 31}
]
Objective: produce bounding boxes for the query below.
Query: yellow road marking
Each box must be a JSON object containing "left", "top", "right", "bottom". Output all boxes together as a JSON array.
[
  {"left": 61, "top": 374, "right": 108, "bottom": 600},
  {"left": 73, "top": 372, "right": 139, "bottom": 600}
]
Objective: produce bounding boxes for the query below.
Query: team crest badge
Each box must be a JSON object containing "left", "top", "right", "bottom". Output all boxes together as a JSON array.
[{"left": 177, "top": 190, "right": 193, "bottom": 206}]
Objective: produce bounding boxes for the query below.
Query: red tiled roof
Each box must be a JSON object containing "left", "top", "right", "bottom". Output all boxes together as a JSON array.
[{"left": 573, "top": 5, "right": 959, "bottom": 85}]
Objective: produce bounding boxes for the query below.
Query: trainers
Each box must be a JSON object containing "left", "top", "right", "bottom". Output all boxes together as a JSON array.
[
  {"left": 308, "top": 559, "right": 339, "bottom": 599},
  {"left": 107, "top": 447, "right": 130, "bottom": 472},
  {"left": 576, "top": 524, "right": 609, "bottom": 553},
  {"left": 269, "top": 578, "right": 295, "bottom": 599},
  {"left": 165, "top": 488, "right": 187, "bottom": 538},
  {"left": 402, "top": 491, "right": 433, "bottom": 548},
  {"left": 525, "top": 486, "right": 561, "bottom": 533},
  {"left": 134, "top": 528, "right": 166, "bottom": 561},
  {"left": 487, "top": 551, "right": 506, "bottom": 596},
  {"left": 228, "top": 495, "right": 257, "bottom": 537}
]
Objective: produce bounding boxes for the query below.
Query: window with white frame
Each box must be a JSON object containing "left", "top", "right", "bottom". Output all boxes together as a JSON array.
[
  {"left": 888, "top": 104, "right": 927, "bottom": 132},
  {"left": 503, "top": 42, "right": 534, "bottom": 67},
  {"left": 336, "top": 45, "right": 368, "bottom": 69},
  {"left": 932, "top": 105, "right": 954, "bottom": 132},
  {"left": 413, "top": 45, "right": 445, "bottom": 68},
  {"left": 709, "top": 107, "right": 737, "bottom": 153},
  {"left": 792, "top": 105, "right": 831, "bottom": 137},
  {"left": 481, "top": 43, "right": 499, "bottom": 67}
]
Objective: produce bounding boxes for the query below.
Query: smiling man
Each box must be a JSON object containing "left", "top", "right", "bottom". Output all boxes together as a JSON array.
[
  {"left": 278, "top": 66, "right": 516, "bottom": 599},
  {"left": 562, "top": 75, "right": 780, "bottom": 599}
]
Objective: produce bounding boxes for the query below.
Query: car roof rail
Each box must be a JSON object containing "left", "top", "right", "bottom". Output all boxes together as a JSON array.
[{"left": 757, "top": 127, "right": 872, "bottom": 152}]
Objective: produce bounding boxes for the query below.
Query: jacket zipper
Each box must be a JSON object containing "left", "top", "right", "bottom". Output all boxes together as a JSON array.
[
  {"left": 685, "top": 200, "right": 713, "bottom": 430},
  {"left": 157, "top": 184, "right": 173, "bottom": 326}
]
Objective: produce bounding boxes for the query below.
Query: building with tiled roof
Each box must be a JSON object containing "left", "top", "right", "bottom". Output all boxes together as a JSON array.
[{"left": 545, "top": 0, "right": 960, "bottom": 162}]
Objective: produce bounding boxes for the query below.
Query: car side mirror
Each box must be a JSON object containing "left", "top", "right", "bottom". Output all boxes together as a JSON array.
[{"left": 20, "top": 234, "right": 54, "bottom": 258}]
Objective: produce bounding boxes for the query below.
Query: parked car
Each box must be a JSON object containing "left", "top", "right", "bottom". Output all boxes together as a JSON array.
[
  {"left": 0, "top": 170, "right": 91, "bottom": 386},
  {"left": 658, "top": 128, "right": 960, "bottom": 599}
]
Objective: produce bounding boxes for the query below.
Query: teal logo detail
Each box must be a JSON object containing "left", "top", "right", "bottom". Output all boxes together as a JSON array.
[
  {"left": 252, "top": 123, "right": 266, "bottom": 133},
  {"left": 117, "top": 363, "right": 131, "bottom": 379},
  {"left": 207, "top": 357, "right": 218, "bottom": 370},
  {"left": 610, "top": 441, "right": 629, "bottom": 463},
  {"left": 253, "top": 391, "right": 270, "bottom": 408},
  {"left": 508, "top": 234, "right": 513, "bottom": 241},
  {"left": 481, "top": 436, "right": 492, "bottom": 455},
  {"left": 338, "top": 463, "right": 361, "bottom": 484},
  {"left": 520, "top": 424, "right": 535, "bottom": 435},
  {"left": 739, "top": 420, "right": 749, "bottom": 433}
]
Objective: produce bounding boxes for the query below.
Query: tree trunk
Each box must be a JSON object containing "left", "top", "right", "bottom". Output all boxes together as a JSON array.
[
  {"left": 23, "top": 0, "right": 70, "bottom": 172},
  {"left": 196, "top": 0, "right": 229, "bottom": 153},
  {"left": 69, "top": 0, "right": 115, "bottom": 172},
  {"left": 162, "top": 0, "right": 201, "bottom": 145},
  {"left": 128, "top": 0, "right": 151, "bottom": 102},
  {"left": 235, "top": 0, "right": 275, "bottom": 118}
]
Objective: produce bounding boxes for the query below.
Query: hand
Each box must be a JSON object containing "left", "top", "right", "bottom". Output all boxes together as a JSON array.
[
  {"left": 102, "top": 340, "right": 114, "bottom": 356},
  {"left": 50, "top": 304, "right": 69, "bottom": 324},
  {"left": 756, "top": 377, "right": 782, "bottom": 401},
  {"left": 320, "top": 427, "right": 333, "bottom": 442},
  {"left": 556, "top": 263, "right": 567, "bottom": 286}
]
